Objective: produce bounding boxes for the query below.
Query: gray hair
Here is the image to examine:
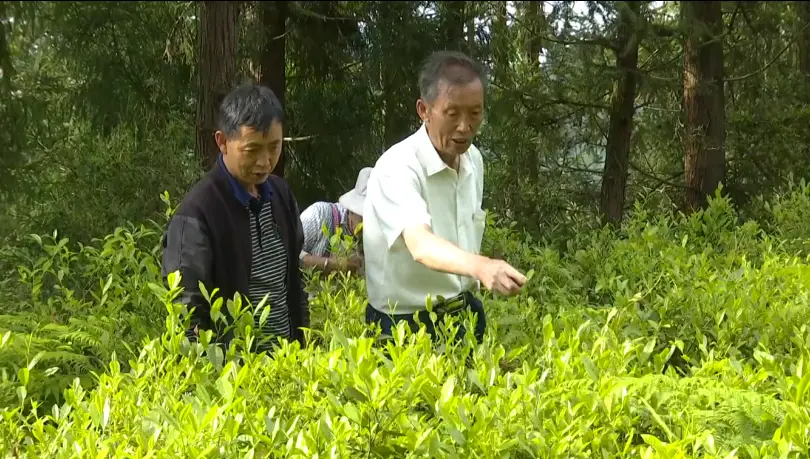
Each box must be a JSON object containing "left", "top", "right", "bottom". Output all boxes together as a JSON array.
[
  {"left": 418, "top": 51, "right": 487, "bottom": 104},
  {"left": 217, "top": 84, "right": 284, "bottom": 138}
]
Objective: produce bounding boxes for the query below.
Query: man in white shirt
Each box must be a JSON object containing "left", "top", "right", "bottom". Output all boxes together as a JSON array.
[{"left": 362, "top": 51, "right": 526, "bottom": 344}]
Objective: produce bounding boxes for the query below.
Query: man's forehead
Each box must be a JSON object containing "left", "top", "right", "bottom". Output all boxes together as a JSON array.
[
  {"left": 434, "top": 80, "right": 484, "bottom": 107},
  {"left": 238, "top": 123, "right": 282, "bottom": 140}
]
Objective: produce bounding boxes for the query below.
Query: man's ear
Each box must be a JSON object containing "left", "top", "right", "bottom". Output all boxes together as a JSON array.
[
  {"left": 416, "top": 99, "right": 429, "bottom": 122},
  {"left": 214, "top": 131, "right": 228, "bottom": 154}
]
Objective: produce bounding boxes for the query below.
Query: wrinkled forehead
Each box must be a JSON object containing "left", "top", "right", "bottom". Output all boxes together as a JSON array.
[
  {"left": 433, "top": 78, "right": 485, "bottom": 110},
  {"left": 233, "top": 122, "right": 283, "bottom": 144}
]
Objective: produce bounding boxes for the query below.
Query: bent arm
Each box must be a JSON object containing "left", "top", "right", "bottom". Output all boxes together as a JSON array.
[
  {"left": 369, "top": 167, "right": 484, "bottom": 279},
  {"left": 161, "top": 215, "right": 214, "bottom": 339},
  {"left": 402, "top": 224, "right": 485, "bottom": 279}
]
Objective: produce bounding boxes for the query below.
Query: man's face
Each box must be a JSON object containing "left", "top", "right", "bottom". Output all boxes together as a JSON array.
[
  {"left": 216, "top": 120, "right": 283, "bottom": 190},
  {"left": 417, "top": 78, "right": 484, "bottom": 162}
]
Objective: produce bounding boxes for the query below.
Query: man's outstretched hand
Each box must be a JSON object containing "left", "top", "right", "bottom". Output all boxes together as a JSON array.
[{"left": 474, "top": 258, "right": 527, "bottom": 296}]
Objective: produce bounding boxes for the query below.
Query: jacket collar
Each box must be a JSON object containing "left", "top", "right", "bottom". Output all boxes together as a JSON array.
[{"left": 216, "top": 154, "right": 272, "bottom": 206}]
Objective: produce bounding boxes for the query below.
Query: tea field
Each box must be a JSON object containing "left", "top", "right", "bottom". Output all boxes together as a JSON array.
[{"left": 2, "top": 189, "right": 810, "bottom": 458}]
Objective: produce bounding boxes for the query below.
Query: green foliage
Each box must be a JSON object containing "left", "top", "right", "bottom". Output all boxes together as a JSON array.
[
  {"left": 4, "top": 1, "right": 810, "bottom": 244},
  {"left": 1, "top": 1, "right": 196, "bottom": 245},
  {"left": 0, "top": 216, "right": 166, "bottom": 409},
  {"left": 2, "top": 0, "right": 810, "bottom": 455},
  {"left": 750, "top": 178, "right": 810, "bottom": 254},
  {"left": 1, "top": 188, "right": 810, "bottom": 456}
]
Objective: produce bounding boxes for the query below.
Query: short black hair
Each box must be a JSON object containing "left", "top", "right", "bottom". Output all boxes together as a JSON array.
[
  {"left": 216, "top": 84, "right": 284, "bottom": 138},
  {"left": 418, "top": 51, "right": 487, "bottom": 103}
]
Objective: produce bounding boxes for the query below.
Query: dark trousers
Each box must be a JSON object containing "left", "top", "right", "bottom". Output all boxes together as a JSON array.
[{"left": 365, "top": 292, "right": 486, "bottom": 345}]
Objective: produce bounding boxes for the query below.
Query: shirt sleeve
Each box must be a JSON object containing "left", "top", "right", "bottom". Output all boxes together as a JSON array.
[
  {"left": 367, "top": 165, "right": 432, "bottom": 249},
  {"left": 161, "top": 214, "right": 214, "bottom": 340},
  {"left": 288, "top": 191, "right": 311, "bottom": 333}
]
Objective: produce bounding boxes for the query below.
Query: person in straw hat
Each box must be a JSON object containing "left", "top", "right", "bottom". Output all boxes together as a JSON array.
[{"left": 299, "top": 167, "right": 372, "bottom": 275}]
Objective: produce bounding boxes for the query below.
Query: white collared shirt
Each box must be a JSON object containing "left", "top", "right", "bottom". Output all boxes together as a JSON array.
[{"left": 362, "top": 124, "right": 486, "bottom": 315}]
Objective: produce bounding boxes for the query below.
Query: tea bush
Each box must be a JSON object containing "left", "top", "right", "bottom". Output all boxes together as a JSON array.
[{"left": 2, "top": 187, "right": 810, "bottom": 457}]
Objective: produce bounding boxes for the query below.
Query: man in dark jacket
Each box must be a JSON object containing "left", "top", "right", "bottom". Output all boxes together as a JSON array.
[{"left": 161, "top": 84, "right": 309, "bottom": 352}]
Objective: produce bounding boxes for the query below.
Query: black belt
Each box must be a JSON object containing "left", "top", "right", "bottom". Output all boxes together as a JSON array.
[
  {"left": 432, "top": 292, "right": 471, "bottom": 316},
  {"left": 371, "top": 292, "right": 473, "bottom": 317}
]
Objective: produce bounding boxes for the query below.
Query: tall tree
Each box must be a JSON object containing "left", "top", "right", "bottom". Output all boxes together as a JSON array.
[
  {"left": 0, "top": 0, "right": 23, "bottom": 193},
  {"left": 258, "top": 1, "right": 287, "bottom": 177},
  {"left": 196, "top": 1, "right": 240, "bottom": 171},
  {"left": 438, "top": 1, "right": 466, "bottom": 51},
  {"left": 0, "top": 1, "right": 13, "bottom": 90},
  {"left": 681, "top": 1, "right": 726, "bottom": 211},
  {"left": 600, "top": 1, "right": 643, "bottom": 225},
  {"left": 799, "top": 1, "right": 810, "bottom": 77},
  {"left": 377, "top": 1, "right": 419, "bottom": 148},
  {"left": 491, "top": 1, "right": 510, "bottom": 84},
  {"left": 521, "top": 0, "right": 544, "bottom": 68}
]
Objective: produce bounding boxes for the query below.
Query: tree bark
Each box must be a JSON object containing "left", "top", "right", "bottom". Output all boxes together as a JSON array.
[
  {"left": 799, "top": 1, "right": 810, "bottom": 77},
  {"left": 521, "top": 0, "right": 544, "bottom": 67},
  {"left": 600, "top": 1, "right": 642, "bottom": 226},
  {"left": 0, "top": 0, "right": 21, "bottom": 183},
  {"left": 258, "top": 1, "right": 287, "bottom": 177},
  {"left": 466, "top": 7, "right": 475, "bottom": 54},
  {"left": 0, "top": 1, "right": 14, "bottom": 90},
  {"left": 491, "top": 2, "right": 510, "bottom": 84},
  {"left": 377, "top": 2, "right": 414, "bottom": 148},
  {"left": 440, "top": 1, "right": 466, "bottom": 51},
  {"left": 196, "top": 1, "right": 240, "bottom": 172},
  {"left": 681, "top": 1, "right": 726, "bottom": 211}
]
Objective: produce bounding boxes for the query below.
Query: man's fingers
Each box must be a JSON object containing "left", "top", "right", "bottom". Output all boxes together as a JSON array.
[
  {"left": 496, "top": 276, "right": 517, "bottom": 295},
  {"left": 506, "top": 266, "right": 527, "bottom": 285},
  {"left": 484, "top": 262, "right": 528, "bottom": 295},
  {"left": 489, "top": 276, "right": 505, "bottom": 295},
  {"left": 506, "top": 278, "right": 522, "bottom": 296},
  {"left": 481, "top": 276, "right": 494, "bottom": 291}
]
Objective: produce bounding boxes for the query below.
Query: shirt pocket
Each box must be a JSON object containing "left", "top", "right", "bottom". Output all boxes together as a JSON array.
[{"left": 470, "top": 209, "right": 487, "bottom": 253}]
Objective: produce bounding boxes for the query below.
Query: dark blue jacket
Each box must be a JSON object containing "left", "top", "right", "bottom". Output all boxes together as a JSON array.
[{"left": 161, "top": 160, "right": 309, "bottom": 347}]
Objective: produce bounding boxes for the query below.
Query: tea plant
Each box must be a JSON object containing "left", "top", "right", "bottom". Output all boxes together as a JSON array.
[
  {"left": 1, "top": 187, "right": 810, "bottom": 456},
  {"left": 0, "top": 220, "right": 164, "bottom": 410}
]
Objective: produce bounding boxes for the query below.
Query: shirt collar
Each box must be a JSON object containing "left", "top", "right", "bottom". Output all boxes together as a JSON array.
[
  {"left": 414, "top": 123, "right": 473, "bottom": 178},
  {"left": 217, "top": 154, "right": 272, "bottom": 206}
]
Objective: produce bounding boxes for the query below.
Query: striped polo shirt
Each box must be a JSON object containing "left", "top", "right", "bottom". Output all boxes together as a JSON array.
[
  {"left": 247, "top": 200, "right": 292, "bottom": 352},
  {"left": 217, "top": 156, "right": 292, "bottom": 352}
]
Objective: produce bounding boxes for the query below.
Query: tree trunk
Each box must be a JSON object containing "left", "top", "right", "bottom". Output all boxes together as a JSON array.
[
  {"left": 600, "top": 1, "right": 642, "bottom": 226},
  {"left": 681, "top": 1, "right": 726, "bottom": 211},
  {"left": 377, "top": 2, "right": 414, "bottom": 148},
  {"left": 196, "top": 1, "right": 240, "bottom": 172},
  {"left": 799, "top": 1, "right": 810, "bottom": 77},
  {"left": 258, "top": 1, "right": 287, "bottom": 178},
  {"left": 521, "top": 0, "right": 544, "bottom": 66},
  {"left": 0, "top": 0, "right": 21, "bottom": 183},
  {"left": 440, "top": 1, "right": 466, "bottom": 51},
  {"left": 0, "top": 1, "right": 14, "bottom": 91},
  {"left": 491, "top": 2, "right": 510, "bottom": 84},
  {"left": 466, "top": 7, "right": 476, "bottom": 54},
  {"left": 379, "top": 3, "right": 397, "bottom": 148}
]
